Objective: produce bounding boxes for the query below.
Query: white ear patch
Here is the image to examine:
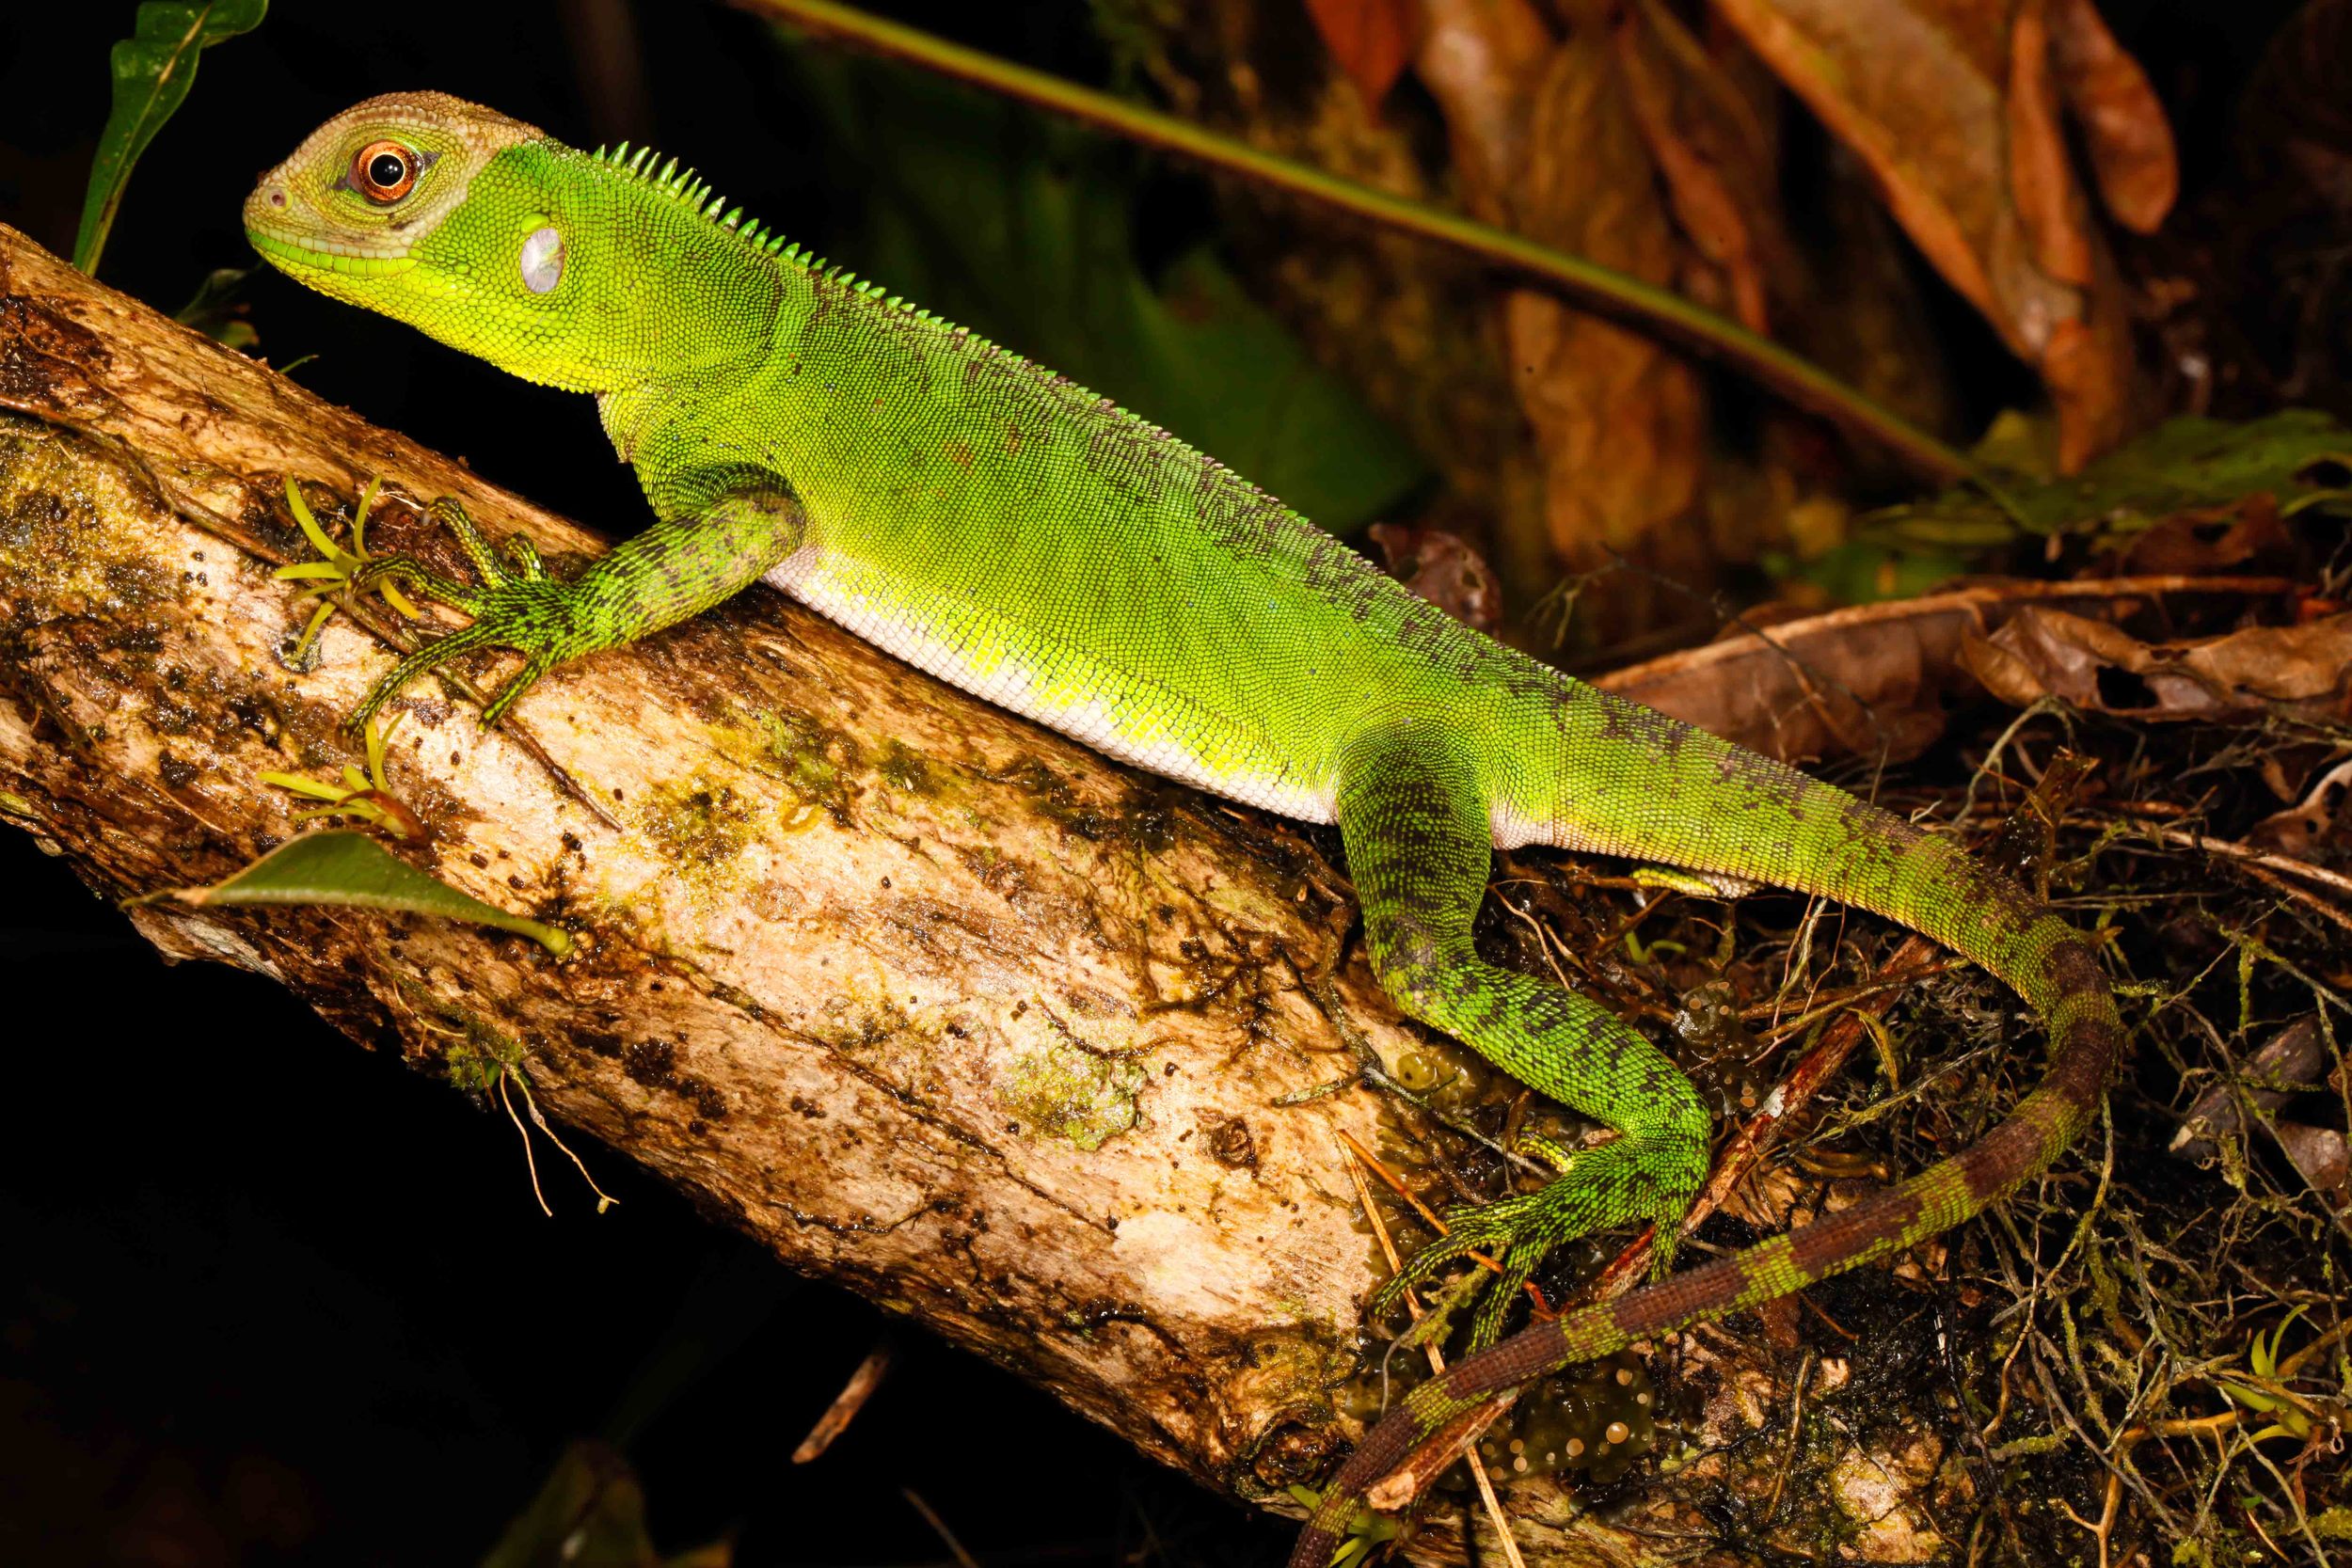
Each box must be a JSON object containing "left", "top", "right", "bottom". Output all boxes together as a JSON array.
[{"left": 519, "top": 226, "right": 564, "bottom": 293}]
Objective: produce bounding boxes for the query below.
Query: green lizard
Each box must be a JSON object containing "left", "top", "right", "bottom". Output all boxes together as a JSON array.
[{"left": 245, "top": 95, "right": 2121, "bottom": 1563}]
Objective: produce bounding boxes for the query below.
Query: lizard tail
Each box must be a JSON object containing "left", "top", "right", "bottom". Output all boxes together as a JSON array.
[{"left": 1290, "top": 751, "right": 2122, "bottom": 1566}]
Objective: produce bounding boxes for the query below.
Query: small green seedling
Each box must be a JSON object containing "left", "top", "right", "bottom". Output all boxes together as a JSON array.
[
  {"left": 276, "top": 474, "right": 420, "bottom": 657},
  {"left": 2216, "top": 1306, "right": 2315, "bottom": 1441},
  {"left": 260, "top": 710, "right": 421, "bottom": 839}
]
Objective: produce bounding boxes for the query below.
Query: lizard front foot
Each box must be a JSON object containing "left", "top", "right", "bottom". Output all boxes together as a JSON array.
[{"left": 342, "top": 496, "right": 593, "bottom": 731}]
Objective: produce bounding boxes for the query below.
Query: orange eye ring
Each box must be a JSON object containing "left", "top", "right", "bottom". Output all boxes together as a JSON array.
[{"left": 350, "top": 140, "right": 418, "bottom": 202}]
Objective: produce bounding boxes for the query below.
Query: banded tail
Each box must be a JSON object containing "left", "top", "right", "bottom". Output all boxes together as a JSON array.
[{"left": 1294, "top": 725, "right": 2122, "bottom": 1566}]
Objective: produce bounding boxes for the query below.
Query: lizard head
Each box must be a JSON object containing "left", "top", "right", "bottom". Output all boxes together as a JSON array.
[{"left": 246, "top": 93, "right": 613, "bottom": 390}]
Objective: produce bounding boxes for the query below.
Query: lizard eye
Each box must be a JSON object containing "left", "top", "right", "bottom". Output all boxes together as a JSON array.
[{"left": 351, "top": 140, "right": 418, "bottom": 202}]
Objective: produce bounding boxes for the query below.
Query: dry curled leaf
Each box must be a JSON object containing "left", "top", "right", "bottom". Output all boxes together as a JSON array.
[
  {"left": 2246, "top": 757, "right": 2352, "bottom": 862},
  {"left": 1960, "top": 607, "right": 2352, "bottom": 721},
  {"left": 1597, "top": 593, "right": 1974, "bottom": 765},
  {"left": 1369, "top": 521, "right": 1503, "bottom": 631},
  {"left": 1708, "top": 0, "right": 2166, "bottom": 467},
  {"left": 1412, "top": 0, "right": 1551, "bottom": 211},
  {"left": 2110, "top": 496, "right": 2295, "bottom": 578},
  {"left": 1610, "top": 1, "right": 1783, "bottom": 331},
  {"left": 1418, "top": 0, "right": 1707, "bottom": 606},
  {"left": 2048, "top": 0, "right": 2177, "bottom": 231},
  {"left": 1597, "top": 578, "right": 2311, "bottom": 765},
  {"left": 2009, "top": 0, "right": 2093, "bottom": 288}
]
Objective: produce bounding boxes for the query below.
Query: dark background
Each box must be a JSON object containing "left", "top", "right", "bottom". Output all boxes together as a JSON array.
[{"left": 0, "top": 2, "right": 2322, "bottom": 1564}]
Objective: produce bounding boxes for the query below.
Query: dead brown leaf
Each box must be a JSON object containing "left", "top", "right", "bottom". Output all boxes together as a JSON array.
[
  {"left": 1595, "top": 578, "right": 2302, "bottom": 764},
  {"left": 1370, "top": 521, "right": 1504, "bottom": 631},
  {"left": 1410, "top": 0, "right": 1551, "bottom": 213},
  {"left": 1707, "top": 0, "right": 2165, "bottom": 468},
  {"left": 2009, "top": 0, "right": 2094, "bottom": 287},
  {"left": 1611, "top": 1, "right": 1783, "bottom": 331},
  {"left": 1597, "top": 591, "right": 1971, "bottom": 764},
  {"left": 2049, "top": 0, "right": 2177, "bottom": 232},
  {"left": 1960, "top": 607, "right": 2352, "bottom": 721},
  {"left": 1417, "top": 0, "right": 1708, "bottom": 612},
  {"left": 1304, "top": 0, "right": 1421, "bottom": 110},
  {"left": 2109, "top": 495, "right": 2295, "bottom": 578}
]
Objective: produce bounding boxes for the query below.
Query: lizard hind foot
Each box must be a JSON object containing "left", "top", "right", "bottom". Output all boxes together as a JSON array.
[{"left": 1368, "top": 1136, "right": 1702, "bottom": 1352}]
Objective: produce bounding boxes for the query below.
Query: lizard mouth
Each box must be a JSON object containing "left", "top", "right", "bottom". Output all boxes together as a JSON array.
[{"left": 243, "top": 182, "right": 417, "bottom": 275}]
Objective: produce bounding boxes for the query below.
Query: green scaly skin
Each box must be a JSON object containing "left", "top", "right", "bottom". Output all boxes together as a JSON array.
[{"left": 246, "top": 95, "right": 2122, "bottom": 1563}]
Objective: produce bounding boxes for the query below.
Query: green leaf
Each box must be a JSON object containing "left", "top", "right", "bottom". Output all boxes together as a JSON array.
[
  {"left": 1859, "top": 409, "right": 2352, "bottom": 550},
  {"left": 141, "top": 830, "right": 571, "bottom": 957},
  {"left": 73, "top": 0, "right": 269, "bottom": 274},
  {"left": 174, "top": 262, "right": 261, "bottom": 349},
  {"left": 480, "top": 1441, "right": 730, "bottom": 1568},
  {"left": 775, "top": 29, "right": 1426, "bottom": 531}
]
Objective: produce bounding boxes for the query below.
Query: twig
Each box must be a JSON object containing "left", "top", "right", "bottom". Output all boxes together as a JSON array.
[
  {"left": 900, "top": 1487, "right": 981, "bottom": 1568},
  {"left": 1334, "top": 1127, "right": 1509, "bottom": 1284},
  {"left": 1760, "top": 1349, "right": 1817, "bottom": 1526},
  {"left": 2144, "top": 825, "right": 2352, "bottom": 909},
  {"left": 1340, "top": 1139, "right": 1527, "bottom": 1568},
  {"left": 793, "top": 1336, "right": 897, "bottom": 1463}
]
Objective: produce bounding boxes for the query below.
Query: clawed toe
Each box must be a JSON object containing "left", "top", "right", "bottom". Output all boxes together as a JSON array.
[
  {"left": 1367, "top": 1140, "right": 1701, "bottom": 1352},
  {"left": 282, "top": 487, "right": 577, "bottom": 732}
]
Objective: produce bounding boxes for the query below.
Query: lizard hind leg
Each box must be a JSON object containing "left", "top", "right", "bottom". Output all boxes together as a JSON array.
[{"left": 1338, "top": 722, "right": 1711, "bottom": 1350}]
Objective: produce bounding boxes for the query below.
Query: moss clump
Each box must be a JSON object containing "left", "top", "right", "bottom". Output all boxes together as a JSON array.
[
  {"left": 637, "top": 771, "right": 756, "bottom": 871},
  {"left": 875, "top": 739, "right": 936, "bottom": 796},
  {"left": 995, "top": 1035, "right": 1146, "bottom": 1150},
  {"left": 0, "top": 421, "right": 175, "bottom": 614},
  {"left": 759, "top": 709, "right": 864, "bottom": 826}
]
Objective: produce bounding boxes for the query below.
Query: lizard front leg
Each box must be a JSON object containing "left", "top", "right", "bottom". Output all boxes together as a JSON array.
[
  {"left": 344, "top": 466, "right": 805, "bottom": 730},
  {"left": 1337, "top": 721, "right": 1712, "bottom": 1350}
]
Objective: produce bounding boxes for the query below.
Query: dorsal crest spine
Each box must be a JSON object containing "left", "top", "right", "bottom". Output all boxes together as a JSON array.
[
  {"left": 589, "top": 136, "right": 812, "bottom": 264},
  {"left": 581, "top": 136, "right": 955, "bottom": 318}
]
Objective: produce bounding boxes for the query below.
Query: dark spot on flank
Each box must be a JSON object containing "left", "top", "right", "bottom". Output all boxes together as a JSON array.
[
  {"left": 1084, "top": 424, "right": 1170, "bottom": 504},
  {"left": 2041, "top": 939, "right": 2104, "bottom": 995},
  {"left": 1597, "top": 696, "right": 1690, "bottom": 756},
  {"left": 1839, "top": 794, "right": 1923, "bottom": 845}
]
